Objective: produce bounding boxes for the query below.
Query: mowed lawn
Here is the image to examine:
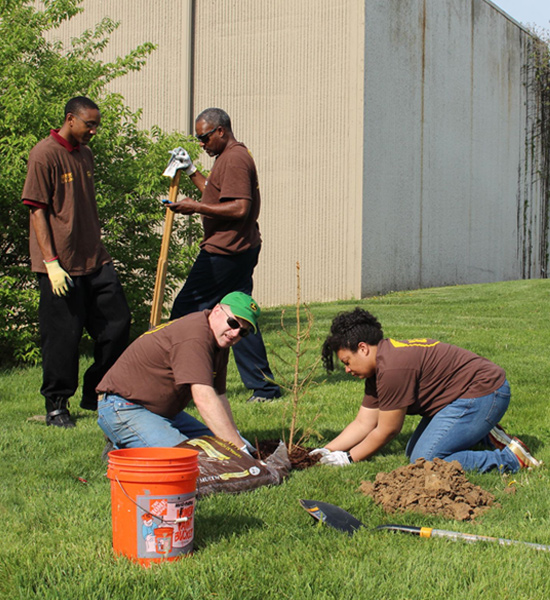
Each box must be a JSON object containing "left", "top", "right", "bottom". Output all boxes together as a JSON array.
[{"left": 1, "top": 280, "right": 549, "bottom": 600}]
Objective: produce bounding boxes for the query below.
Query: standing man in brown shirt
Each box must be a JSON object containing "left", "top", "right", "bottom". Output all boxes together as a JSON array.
[
  {"left": 310, "top": 308, "right": 541, "bottom": 472},
  {"left": 167, "top": 108, "right": 280, "bottom": 403},
  {"left": 22, "top": 97, "right": 131, "bottom": 428}
]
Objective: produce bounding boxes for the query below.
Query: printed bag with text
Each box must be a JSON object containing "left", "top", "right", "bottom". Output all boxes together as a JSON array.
[{"left": 178, "top": 436, "right": 290, "bottom": 498}]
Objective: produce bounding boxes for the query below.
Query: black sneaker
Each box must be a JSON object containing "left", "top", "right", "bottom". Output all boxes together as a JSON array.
[
  {"left": 101, "top": 439, "right": 115, "bottom": 462},
  {"left": 46, "top": 408, "right": 75, "bottom": 429}
]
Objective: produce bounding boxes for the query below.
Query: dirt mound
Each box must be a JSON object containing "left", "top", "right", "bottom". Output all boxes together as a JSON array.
[{"left": 359, "top": 458, "right": 497, "bottom": 521}]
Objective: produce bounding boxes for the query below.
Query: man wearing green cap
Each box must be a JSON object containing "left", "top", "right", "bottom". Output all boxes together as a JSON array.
[{"left": 96, "top": 292, "right": 259, "bottom": 450}]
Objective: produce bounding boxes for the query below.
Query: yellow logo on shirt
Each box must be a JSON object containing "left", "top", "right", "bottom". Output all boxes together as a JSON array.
[
  {"left": 61, "top": 172, "right": 74, "bottom": 184},
  {"left": 389, "top": 338, "right": 440, "bottom": 348}
]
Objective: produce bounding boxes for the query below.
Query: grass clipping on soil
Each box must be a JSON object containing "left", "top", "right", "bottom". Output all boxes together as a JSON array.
[{"left": 359, "top": 458, "right": 497, "bottom": 521}]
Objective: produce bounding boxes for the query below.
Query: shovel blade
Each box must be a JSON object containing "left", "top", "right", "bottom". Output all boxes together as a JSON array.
[{"left": 300, "top": 499, "right": 365, "bottom": 535}]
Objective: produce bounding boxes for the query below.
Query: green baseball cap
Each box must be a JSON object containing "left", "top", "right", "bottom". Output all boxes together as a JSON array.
[{"left": 220, "top": 292, "right": 261, "bottom": 333}]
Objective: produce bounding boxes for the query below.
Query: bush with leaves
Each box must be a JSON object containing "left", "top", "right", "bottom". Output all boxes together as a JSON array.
[{"left": 0, "top": 0, "right": 203, "bottom": 364}]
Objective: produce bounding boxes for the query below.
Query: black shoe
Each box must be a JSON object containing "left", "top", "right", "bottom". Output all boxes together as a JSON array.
[
  {"left": 101, "top": 438, "right": 115, "bottom": 462},
  {"left": 80, "top": 396, "right": 98, "bottom": 411},
  {"left": 46, "top": 408, "right": 75, "bottom": 428}
]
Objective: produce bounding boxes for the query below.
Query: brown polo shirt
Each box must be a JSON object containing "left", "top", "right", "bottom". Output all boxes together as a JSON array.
[
  {"left": 97, "top": 311, "right": 229, "bottom": 419},
  {"left": 362, "top": 338, "right": 506, "bottom": 417},
  {"left": 22, "top": 130, "right": 111, "bottom": 275},
  {"left": 200, "top": 141, "right": 261, "bottom": 255}
]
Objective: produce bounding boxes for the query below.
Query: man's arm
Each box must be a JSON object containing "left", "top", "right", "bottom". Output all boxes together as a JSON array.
[
  {"left": 29, "top": 205, "right": 73, "bottom": 296},
  {"left": 188, "top": 170, "right": 207, "bottom": 193},
  {"left": 29, "top": 206, "right": 57, "bottom": 261},
  {"left": 169, "top": 197, "right": 250, "bottom": 220},
  {"left": 190, "top": 383, "right": 243, "bottom": 447}
]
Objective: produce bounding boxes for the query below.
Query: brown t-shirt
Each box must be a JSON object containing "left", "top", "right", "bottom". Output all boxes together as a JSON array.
[
  {"left": 200, "top": 141, "right": 261, "bottom": 255},
  {"left": 22, "top": 131, "right": 111, "bottom": 275},
  {"left": 362, "top": 338, "right": 506, "bottom": 417},
  {"left": 96, "top": 310, "right": 229, "bottom": 419}
]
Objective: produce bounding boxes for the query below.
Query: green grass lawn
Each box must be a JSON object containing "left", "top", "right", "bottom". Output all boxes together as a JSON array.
[{"left": 1, "top": 280, "right": 549, "bottom": 599}]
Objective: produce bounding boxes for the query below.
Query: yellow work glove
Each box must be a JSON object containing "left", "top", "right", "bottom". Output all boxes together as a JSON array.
[{"left": 44, "top": 259, "right": 73, "bottom": 296}]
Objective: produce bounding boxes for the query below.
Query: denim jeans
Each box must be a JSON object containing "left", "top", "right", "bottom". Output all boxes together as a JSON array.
[
  {"left": 405, "top": 381, "right": 520, "bottom": 473},
  {"left": 97, "top": 394, "right": 214, "bottom": 448}
]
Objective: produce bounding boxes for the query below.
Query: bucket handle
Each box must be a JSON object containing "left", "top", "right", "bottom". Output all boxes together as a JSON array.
[{"left": 114, "top": 475, "right": 190, "bottom": 524}]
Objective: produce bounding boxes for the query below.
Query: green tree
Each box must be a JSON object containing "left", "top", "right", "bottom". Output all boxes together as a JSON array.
[{"left": 0, "top": 0, "right": 202, "bottom": 364}]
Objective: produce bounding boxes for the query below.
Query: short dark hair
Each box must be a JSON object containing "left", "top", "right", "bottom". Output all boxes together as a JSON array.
[
  {"left": 196, "top": 107, "right": 232, "bottom": 131},
  {"left": 64, "top": 96, "right": 99, "bottom": 117},
  {"left": 322, "top": 308, "right": 384, "bottom": 371}
]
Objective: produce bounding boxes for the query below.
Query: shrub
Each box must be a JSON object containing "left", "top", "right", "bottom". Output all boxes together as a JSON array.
[{"left": 0, "top": 0, "right": 202, "bottom": 364}]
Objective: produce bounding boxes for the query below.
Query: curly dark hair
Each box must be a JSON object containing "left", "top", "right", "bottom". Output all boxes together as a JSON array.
[{"left": 321, "top": 308, "right": 383, "bottom": 371}]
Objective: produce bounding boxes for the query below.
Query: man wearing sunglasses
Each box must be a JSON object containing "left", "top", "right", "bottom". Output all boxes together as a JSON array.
[
  {"left": 167, "top": 108, "right": 280, "bottom": 404},
  {"left": 21, "top": 96, "right": 131, "bottom": 428},
  {"left": 96, "top": 292, "right": 259, "bottom": 451}
]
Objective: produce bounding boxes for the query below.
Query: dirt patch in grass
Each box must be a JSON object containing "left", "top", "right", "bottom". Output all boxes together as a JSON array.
[
  {"left": 256, "top": 440, "right": 321, "bottom": 470},
  {"left": 359, "top": 457, "right": 497, "bottom": 521}
]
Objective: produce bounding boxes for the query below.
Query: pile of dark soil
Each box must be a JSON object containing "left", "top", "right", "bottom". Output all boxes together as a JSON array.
[
  {"left": 256, "top": 439, "right": 321, "bottom": 470},
  {"left": 359, "top": 458, "right": 497, "bottom": 521}
]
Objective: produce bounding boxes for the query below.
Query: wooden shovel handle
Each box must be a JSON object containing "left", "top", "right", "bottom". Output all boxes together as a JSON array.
[{"left": 149, "top": 171, "right": 181, "bottom": 328}]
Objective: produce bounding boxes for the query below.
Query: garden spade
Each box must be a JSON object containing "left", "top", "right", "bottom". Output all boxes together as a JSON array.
[
  {"left": 299, "top": 499, "right": 365, "bottom": 535},
  {"left": 299, "top": 499, "right": 550, "bottom": 551}
]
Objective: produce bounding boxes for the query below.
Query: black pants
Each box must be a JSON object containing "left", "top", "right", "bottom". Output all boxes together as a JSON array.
[
  {"left": 170, "top": 246, "right": 280, "bottom": 398},
  {"left": 38, "top": 262, "right": 131, "bottom": 409}
]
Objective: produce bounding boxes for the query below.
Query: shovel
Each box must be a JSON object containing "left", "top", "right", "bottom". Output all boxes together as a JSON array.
[
  {"left": 149, "top": 148, "right": 187, "bottom": 328},
  {"left": 299, "top": 499, "right": 550, "bottom": 552}
]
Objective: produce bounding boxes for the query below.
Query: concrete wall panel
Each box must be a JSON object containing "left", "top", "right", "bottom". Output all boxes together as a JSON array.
[
  {"left": 38, "top": 0, "right": 194, "bottom": 134},
  {"left": 363, "top": 0, "right": 425, "bottom": 294},
  {"left": 362, "top": 0, "right": 546, "bottom": 296},
  {"left": 193, "top": 0, "right": 366, "bottom": 305}
]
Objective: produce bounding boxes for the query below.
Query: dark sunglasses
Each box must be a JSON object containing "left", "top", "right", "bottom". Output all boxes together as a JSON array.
[
  {"left": 196, "top": 126, "right": 218, "bottom": 143},
  {"left": 220, "top": 306, "right": 251, "bottom": 337}
]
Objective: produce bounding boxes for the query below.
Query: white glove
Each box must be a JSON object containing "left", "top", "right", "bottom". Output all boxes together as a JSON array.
[
  {"left": 238, "top": 432, "right": 257, "bottom": 456},
  {"left": 163, "top": 147, "right": 197, "bottom": 178},
  {"left": 319, "top": 450, "right": 352, "bottom": 467},
  {"left": 309, "top": 447, "right": 332, "bottom": 457},
  {"left": 239, "top": 444, "right": 253, "bottom": 457},
  {"left": 44, "top": 259, "right": 73, "bottom": 296}
]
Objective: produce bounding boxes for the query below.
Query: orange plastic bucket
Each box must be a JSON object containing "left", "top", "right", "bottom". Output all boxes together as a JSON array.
[{"left": 107, "top": 447, "right": 199, "bottom": 566}]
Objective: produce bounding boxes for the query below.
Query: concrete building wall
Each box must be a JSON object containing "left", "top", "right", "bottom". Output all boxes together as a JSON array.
[
  {"left": 37, "top": 0, "right": 195, "bottom": 134},
  {"left": 40, "top": 0, "right": 548, "bottom": 306},
  {"left": 192, "top": 0, "right": 365, "bottom": 305},
  {"left": 362, "top": 0, "right": 546, "bottom": 295}
]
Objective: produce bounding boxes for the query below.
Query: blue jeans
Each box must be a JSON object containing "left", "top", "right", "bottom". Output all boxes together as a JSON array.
[
  {"left": 405, "top": 381, "right": 520, "bottom": 473},
  {"left": 97, "top": 394, "right": 214, "bottom": 448},
  {"left": 170, "top": 246, "right": 280, "bottom": 399}
]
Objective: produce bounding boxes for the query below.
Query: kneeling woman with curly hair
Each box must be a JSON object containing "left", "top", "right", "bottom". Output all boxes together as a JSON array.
[{"left": 310, "top": 308, "right": 540, "bottom": 473}]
